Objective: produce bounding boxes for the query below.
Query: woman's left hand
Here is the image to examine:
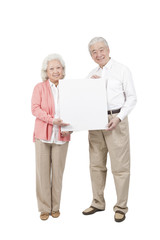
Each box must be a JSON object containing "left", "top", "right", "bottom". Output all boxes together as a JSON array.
[{"left": 61, "top": 131, "right": 72, "bottom": 137}]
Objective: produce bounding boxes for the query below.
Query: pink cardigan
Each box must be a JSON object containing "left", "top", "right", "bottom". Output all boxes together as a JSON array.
[{"left": 31, "top": 80, "right": 70, "bottom": 142}]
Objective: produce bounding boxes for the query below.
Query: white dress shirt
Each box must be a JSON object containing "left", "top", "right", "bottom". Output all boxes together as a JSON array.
[
  {"left": 88, "top": 59, "right": 137, "bottom": 120},
  {"left": 41, "top": 80, "right": 65, "bottom": 144}
]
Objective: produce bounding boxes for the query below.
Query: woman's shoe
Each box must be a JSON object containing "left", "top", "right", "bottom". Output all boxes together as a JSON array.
[
  {"left": 40, "top": 212, "right": 49, "bottom": 220},
  {"left": 51, "top": 210, "right": 60, "bottom": 218}
]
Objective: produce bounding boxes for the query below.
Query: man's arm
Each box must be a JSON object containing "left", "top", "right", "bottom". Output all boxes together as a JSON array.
[
  {"left": 107, "top": 117, "right": 121, "bottom": 131},
  {"left": 107, "top": 67, "right": 137, "bottom": 131},
  {"left": 117, "top": 67, "right": 137, "bottom": 121}
]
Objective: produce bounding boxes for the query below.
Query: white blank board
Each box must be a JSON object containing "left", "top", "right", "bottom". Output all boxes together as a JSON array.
[{"left": 59, "top": 78, "right": 108, "bottom": 131}]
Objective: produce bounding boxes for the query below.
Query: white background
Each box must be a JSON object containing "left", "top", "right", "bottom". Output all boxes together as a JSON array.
[{"left": 0, "top": 0, "right": 160, "bottom": 239}]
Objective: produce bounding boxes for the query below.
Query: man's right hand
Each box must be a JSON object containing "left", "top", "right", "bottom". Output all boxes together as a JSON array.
[{"left": 91, "top": 75, "right": 101, "bottom": 79}]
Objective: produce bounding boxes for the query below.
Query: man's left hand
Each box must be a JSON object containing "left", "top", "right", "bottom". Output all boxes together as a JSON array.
[{"left": 106, "top": 117, "right": 121, "bottom": 131}]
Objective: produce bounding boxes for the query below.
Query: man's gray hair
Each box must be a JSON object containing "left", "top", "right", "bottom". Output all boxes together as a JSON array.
[
  {"left": 88, "top": 37, "right": 109, "bottom": 54},
  {"left": 41, "top": 53, "right": 65, "bottom": 81}
]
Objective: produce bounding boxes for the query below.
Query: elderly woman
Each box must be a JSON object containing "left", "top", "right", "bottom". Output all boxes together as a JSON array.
[{"left": 31, "top": 54, "right": 71, "bottom": 220}]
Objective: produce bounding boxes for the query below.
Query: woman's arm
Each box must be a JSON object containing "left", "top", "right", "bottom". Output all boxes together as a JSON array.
[
  {"left": 31, "top": 84, "right": 69, "bottom": 126},
  {"left": 31, "top": 84, "right": 54, "bottom": 125}
]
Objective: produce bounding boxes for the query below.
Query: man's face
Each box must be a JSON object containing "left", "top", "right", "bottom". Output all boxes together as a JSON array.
[{"left": 90, "top": 41, "right": 110, "bottom": 68}]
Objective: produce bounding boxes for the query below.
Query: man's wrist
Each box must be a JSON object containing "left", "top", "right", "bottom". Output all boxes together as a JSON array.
[{"left": 117, "top": 117, "right": 121, "bottom": 122}]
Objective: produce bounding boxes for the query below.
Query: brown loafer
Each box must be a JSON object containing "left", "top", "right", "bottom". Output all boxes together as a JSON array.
[
  {"left": 114, "top": 211, "right": 126, "bottom": 222},
  {"left": 40, "top": 212, "right": 49, "bottom": 221},
  {"left": 51, "top": 210, "right": 60, "bottom": 218},
  {"left": 82, "top": 206, "right": 104, "bottom": 215}
]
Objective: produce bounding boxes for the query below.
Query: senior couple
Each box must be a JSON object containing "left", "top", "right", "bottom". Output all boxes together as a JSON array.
[{"left": 31, "top": 37, "right": 137, "bottom": 222}]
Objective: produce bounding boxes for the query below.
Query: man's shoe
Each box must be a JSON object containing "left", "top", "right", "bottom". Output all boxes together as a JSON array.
[
  {"left": 40, "top": 212, "right": 49, "bottom": 220},
  {"left": 114, "top": 211, "right": 126, "bottom": 222},
  {"left": 82, "top": 206, "right": 104, "bottom": 215},
  {"left": 51, "top": 210, "right": 60, "bottom": 218}
]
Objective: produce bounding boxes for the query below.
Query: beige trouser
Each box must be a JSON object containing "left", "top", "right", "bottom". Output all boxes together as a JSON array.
[
  {"left": 35, "top": 139, "right": 69, "bottom": 213},
  {"left": 89, "top": 114, "right": 130, "bottom": 214}
]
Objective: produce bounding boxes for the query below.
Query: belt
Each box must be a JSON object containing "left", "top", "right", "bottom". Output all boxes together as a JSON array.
[{"left": 108, "top": 108, "right": 121, "bottom": 115}]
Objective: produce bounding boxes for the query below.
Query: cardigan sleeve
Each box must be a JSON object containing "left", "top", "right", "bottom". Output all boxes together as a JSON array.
[{"left": 31, "top": 83, "right": 54, "bottom": 125}]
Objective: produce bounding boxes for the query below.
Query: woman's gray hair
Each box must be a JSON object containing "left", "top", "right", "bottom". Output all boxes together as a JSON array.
[
  {"left": 88, "top": 37, "right": 109, "bottom": 54},
  {"left": 41, "top": 53, "right": 65, "bottom": 81}
]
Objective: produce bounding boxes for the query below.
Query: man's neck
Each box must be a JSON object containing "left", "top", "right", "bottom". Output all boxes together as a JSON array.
[{"left": 99, "top": 57, "right": 111, "bottom": 68}]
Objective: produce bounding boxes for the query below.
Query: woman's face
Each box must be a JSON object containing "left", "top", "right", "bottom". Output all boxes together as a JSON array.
[{"left": 47, "top": 59, "right": 64, "bottom": 85}]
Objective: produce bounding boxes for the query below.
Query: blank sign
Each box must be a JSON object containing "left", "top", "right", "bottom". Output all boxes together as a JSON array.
[{"left": 59, "top": 78, "right": 108, "bottom": 131}]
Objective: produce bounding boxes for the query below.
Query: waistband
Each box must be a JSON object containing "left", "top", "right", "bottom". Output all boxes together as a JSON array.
[{"left": 108, "top": 108, "right": 121, "bottom": 115}]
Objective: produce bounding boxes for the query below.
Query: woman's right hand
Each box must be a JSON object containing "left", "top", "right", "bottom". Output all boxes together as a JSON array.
[{"left": 53, "top": 118, "right": 69, "bottom": 126}]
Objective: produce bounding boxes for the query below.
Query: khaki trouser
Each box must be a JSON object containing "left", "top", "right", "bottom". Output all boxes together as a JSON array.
[
  {"left": 89, "top": 114, "right": 130, "bottom": 214},
  {"left": 35, "top": 139, "right": 69, "bottom": 213}
]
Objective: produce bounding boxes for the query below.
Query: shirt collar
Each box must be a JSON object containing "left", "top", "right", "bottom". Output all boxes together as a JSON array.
[
  {"left": 97, "top": 58, "right": 113, "bottom": 72},
  {"left": 49, "top": 79, "right": 59, "bottom": 89}
]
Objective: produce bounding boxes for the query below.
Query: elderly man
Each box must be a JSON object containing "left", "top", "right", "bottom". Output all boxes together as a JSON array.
[{"left": 82, "top": 37, "right": 137, "bottom": 222}]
